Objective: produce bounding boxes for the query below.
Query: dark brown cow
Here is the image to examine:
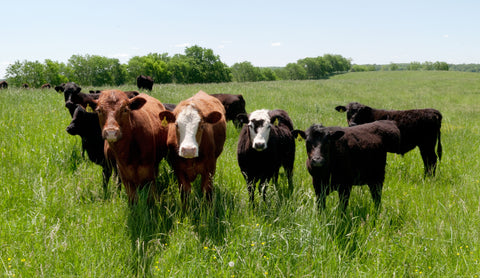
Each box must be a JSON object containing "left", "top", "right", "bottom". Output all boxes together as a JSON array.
[
  {"left": 66, "top": 105, "right": 120, "bottom": 196},
  {"left": 210, "top": 93, "right": 247, "bottom": 128},
  {"left": 335, "top": 102, "right": 442, "bottom": 175},
  {"left": 236, "top": 109, "right": 296, "bottom": 202},
  {"left": 294, "top": 120, "right": 401, "bottom": 211},
  {"left": 136, "top": 75, "right": 154, "bottom": 91},
  {"left": 41, "top": 83, "right": 51, "bottom": 89},
  {"left": 0, "top": 81, "right": 8, "bottom": 89},
  {"left": 159, "top": 91, "right": 226, "bottom": 201},
  {"left": 86, "top": 90, "right": 169, "bottom": 203},
  {"left": 22, "top": 83, "right": 29, "bottom": 89},
  {"left": 55, "top": 83, "right": 66, "bottom": 93}
]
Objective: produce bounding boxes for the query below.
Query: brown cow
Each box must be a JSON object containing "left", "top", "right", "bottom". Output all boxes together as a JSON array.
[
  {"left": 159, "top": 91, "right": 226, "bottom": 201},
  {"left": 86, "top": 90, "right": 169, "bottom": 203},
  {"left": 41, "top": 83, "right": 52, "bottom": 89}
]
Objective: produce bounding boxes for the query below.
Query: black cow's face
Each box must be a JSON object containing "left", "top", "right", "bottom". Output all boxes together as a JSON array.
[
  {"left": 336, "top": 102, "right": 374, "bottom": 126},
  {"left": 66, "top": 105, "right": 87, "bottom": 136},
  {"left": 305, "top": 125, "right": 344, "bottom": 169}
]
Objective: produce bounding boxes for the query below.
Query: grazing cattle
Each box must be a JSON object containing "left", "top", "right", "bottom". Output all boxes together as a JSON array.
[
  {"left": 210, "top": 93, "right": 247, "bottom": 128},
  {"left": 335, "top": 102, "right": 442, "bottom": 175},
  {"left": 158, "top": 91, "right": 226, "bottom": 201},
  {"left": 86, "top": 90, "right": 169, "bottom": 203},
  {"left": 66, "top": 105, "right": 120, "bottom": 196},
  {"left": 136, "top": 75, "right": 154, "bottom": 91},
  {"left": 55, "top": 83, "right": 66, "bottom": 93},
  {"left": 236, "top": 109, "right": 296, "bottom": 202},
  {"left": 22, "top": 83, "right": 29, "bottom": 89},
  {"left": 41, "top": 83, "right": 51, "bottom": 89},
  {"left": 0, "top": 81, "right": 8, "bottom": 89},
  {"left": 293, "top": 120, "right": 401, "bottom": 211}
]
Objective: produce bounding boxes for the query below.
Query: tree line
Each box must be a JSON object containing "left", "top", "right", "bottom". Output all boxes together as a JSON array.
[{"left": 4, "top": 46, "right": 352, "bottom": 88}]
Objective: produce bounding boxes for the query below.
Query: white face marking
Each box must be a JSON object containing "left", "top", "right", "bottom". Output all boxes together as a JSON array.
[
  {"left": 176, "top": 104, "right": 201, "bottom": 158},
  {"left": 248, "top": 109, "right": 271, "bottom": 151}
]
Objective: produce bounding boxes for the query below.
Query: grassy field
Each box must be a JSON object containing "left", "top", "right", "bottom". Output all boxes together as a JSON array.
[{"left": 1, "top": 71, "right": 480, "bottom": 277}]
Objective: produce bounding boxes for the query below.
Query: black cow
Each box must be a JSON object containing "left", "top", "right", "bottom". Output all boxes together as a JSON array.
[
  {"left": 136, "top": 75, "right": 154, "bottom": 91},
  {"left": 22, "top": 83, "right": 29, "bottom": 89},
  {"left": 55, "top": 83, "right": 66, "bottom": 93},
  {"left": 237, "top": 109, "right": 296, "bottom": 202},
  {"left": 335, "top": 102, "right": 442, "bottom": 175},
  {"left": 293, "top": 120, "right": 401, "bottom": 211},
  {"left": 210, "top": 94, "right": 247, "bottom": 128},
  {"left": 0, "top": 81, "right": 8, "bottom": 89},
  {"left": 66, "top": 105, "right": 120, "bottom": 196}
]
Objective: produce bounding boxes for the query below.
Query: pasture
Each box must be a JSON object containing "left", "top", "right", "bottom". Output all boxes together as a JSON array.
[{"left": 1, "top": 71, "right": 480, "bottom": 277}]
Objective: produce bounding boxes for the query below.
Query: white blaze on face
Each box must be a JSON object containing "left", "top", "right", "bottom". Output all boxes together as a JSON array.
[
  {"left": 248, "top": 109, "right": 271, "bottom": 151},
  {"left": 176, "top": 104, "right": 201, "bottom": 158}
]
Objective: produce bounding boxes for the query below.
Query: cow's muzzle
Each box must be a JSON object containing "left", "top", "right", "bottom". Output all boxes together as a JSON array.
[{"left": 103, "top": 128, "right": 121, "bottom": 142}]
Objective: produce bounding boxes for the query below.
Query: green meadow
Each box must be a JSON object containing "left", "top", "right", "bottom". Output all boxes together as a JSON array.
[{"left": 1, "top": 71, "right": 479, "bottom": 277}]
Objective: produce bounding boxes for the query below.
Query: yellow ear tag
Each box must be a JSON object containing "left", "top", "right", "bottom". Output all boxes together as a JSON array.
[
  {"left": 161, "top": 116, "right": 169, "bottom": 127},
  {"left": 273, "top": 118, "right": 279, "bottom": 126},
  {"left": 296, "top": 133, "right": 303, "bottom": 141},
  {"left": 86, "top": 104, "right": 93, "bottom": 112}
]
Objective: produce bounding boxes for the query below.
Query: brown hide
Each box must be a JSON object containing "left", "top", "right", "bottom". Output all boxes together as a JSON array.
[
  {"left": 164, "top": 90, "right": 226, "bottom": 200},
  {"left": 95, "top": 90, "right": 168, "bottom": 203}
]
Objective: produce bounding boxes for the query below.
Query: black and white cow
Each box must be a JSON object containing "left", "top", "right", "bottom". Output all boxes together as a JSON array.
[{"left": 237, "top": 109, "right": 296, "bottom": 202}]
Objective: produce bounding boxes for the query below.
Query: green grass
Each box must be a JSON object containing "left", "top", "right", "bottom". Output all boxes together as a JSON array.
[{"left": 1, "top": 71, "right": 480, "bottom": 277}]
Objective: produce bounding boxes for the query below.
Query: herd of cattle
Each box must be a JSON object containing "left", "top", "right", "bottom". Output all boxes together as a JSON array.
[{"left": 54, "top": 80, "right": 443, "bottom": 211}]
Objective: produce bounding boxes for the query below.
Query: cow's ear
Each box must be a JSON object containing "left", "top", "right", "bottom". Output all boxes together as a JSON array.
[
  {"left": 292, "top": 130, "right": 306, "bottom": 141},
  {"left": 335, "top": 105, "right": 347, "bottom": 112},
  {"left": 128, "top": 97, "right": 147, "bottom": 110},
  {"left": 236, "top": 113, "right": 249, "bottom": 125},
  {"left": 204, "top": 111, "right": 223, "bottom": 124},
  {"left": 84, "top": 98, "right": 98, "bottom": 110},
  {"left": 159, "top": 110, "right": 176, "bottom": 127},
  {"left": 330, "top": 130, "right": 345, "bottom": 140}
]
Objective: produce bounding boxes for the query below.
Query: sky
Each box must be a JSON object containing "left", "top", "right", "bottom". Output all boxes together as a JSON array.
[{"left": 1, "top": 0, "right": 480, "bottom": 79}]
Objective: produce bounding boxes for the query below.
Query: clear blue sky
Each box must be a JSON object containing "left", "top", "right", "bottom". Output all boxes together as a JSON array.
[{"left": 1, "top": 0, "right": 479, "bottom": 79}]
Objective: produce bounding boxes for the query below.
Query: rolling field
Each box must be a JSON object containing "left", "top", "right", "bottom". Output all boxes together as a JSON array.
[{"left": 1, "top": 71, "right": 480, "bottom": 277}]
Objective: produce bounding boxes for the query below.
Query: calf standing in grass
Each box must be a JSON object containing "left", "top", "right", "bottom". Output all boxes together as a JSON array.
[
  {"left": 66, "top": 105, "right": 120, "bottom": 197},
  {"left": 159, "top": 91, "right": 226, "bottom": 202},
  {"left": 237, "top": 109, "right": 296, "bottom": 202},
  {"left": 335, "top": 102, "right": 442, "bottom": 176},
  {"left": 294, "top": 120, "right": 401, "bottom": 211}
]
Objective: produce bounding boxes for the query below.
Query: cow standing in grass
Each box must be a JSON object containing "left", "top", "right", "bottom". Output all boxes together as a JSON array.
[
  {"left": 294, "top": 120, "right": 401, "bottom": 211},
  {"left": 335, "top": 102, "right": 442, "bottom": 175},
  {"left": 66, "top": 105, "right": 120, "bottom": 197},
  {"left": 237, "top": 109, "right": 296, "bottom": 202},
  {"left": 159, "top": 91, "right": 226, "bottom": 202},
  {"left": 86, "top": 90, "right": 169, "bottom": 204}
]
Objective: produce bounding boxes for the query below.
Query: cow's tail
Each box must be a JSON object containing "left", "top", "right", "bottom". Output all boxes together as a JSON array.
[{"left": 437, "top": 129, "right": 442, "bottom": 161}]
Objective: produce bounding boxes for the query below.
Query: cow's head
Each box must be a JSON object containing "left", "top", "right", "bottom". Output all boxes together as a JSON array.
[
  {"left": 295, "top": 125, "right": 344, "bottom": 170},
  {"left": 159, "top": 104, "right": 223, "bottom": 158},
  {"left": 239, "top": 109, "right": 285, "bottom": 152},
  {"left": 66, "top": 105, "right": 100, "bottom": 137},
  {"left": 335, "top": 102, "right": 374, "bottom": 126},
  {"left": 88, "top": 90, "right": 147, "bottom": 142}
]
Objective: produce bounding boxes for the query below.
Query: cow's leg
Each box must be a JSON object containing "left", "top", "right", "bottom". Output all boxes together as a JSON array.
[
  {"left": 177, "top": 174, "right": 192, "bottom": 204},
  {"left": 200, "top": 172, "right": 214, "bottom": 202},
  {"left": 102, "top": 164, "right": 112, "bottom": 199},
  {"left": 313, "top": 178, "right": 329, "bottom": 210},
  {"left": 337, "top": 186, "right": 352, "bottom": 212},
  {"left": 419, "top": 144, "right": 437, "bottom": 176},
  {"left": 368, "top": 183, "right": 383, "bottom": 210}
]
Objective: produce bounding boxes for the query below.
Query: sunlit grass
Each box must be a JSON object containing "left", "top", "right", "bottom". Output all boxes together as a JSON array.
[{"left": 1, "top": 71, "right": 480, "bottom": 277}]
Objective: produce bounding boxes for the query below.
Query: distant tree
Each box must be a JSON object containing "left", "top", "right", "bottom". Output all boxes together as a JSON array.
[
  {"left": 44, "top": 59, "right": 69, "bottom": 86},
  {"left": 408, "top": 62, "right": 422, "bottom": 71},
  {"left": 389, "top": 63, "right": 399, "bottom": 71},
  {"left": 260, "top": 67, "right": 277, "bottom": 81},
  {"left": 184, "top": 45, "right": 231, "bottom": 83},
  {"left": 434, "top": 61, "right": 449, "bottom": 71},
  {"left": 231, "top": 61, "right": 262, "bottom": 82},
  {"left": 422, "top": 61, "right": 434, "bottom": 70},
  {"left": 284, "top": 63, "right": 307, "bottom": 80}
]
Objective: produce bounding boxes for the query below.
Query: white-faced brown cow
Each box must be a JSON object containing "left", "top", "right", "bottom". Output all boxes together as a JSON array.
[
  {"left": 159, "top": 91, "right": 226, "bottom": 202},
  {"left": 86, "top": 90, "right": 169, "bottom": 203},
  {"left": 335, "top": 102, "right": 442, "bottom": 176}
]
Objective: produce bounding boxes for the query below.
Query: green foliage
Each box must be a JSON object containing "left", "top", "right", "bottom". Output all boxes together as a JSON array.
[{"left": 1, "top": 71, "right": 480, "bottom": 277}]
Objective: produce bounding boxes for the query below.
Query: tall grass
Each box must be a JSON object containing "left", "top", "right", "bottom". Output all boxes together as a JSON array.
[{"left": 1, "top": 71, "right": 480, "bottom": 277}]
